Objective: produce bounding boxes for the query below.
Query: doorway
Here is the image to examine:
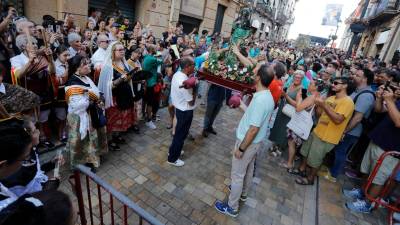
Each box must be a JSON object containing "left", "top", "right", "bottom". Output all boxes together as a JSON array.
[
  {"left": 179, "top": 14, "right": 202, "bottom": 34},
  {"left": 213, "top": 4, "right": 226, "bottom": 34}
]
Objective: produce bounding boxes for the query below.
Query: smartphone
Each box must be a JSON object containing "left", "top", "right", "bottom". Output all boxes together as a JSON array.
[
  {"left": 384, "top": 81, "right": 391, "bottom": 91},
  {"left": 56, "top": 25, "right": 61, "bottom": 33},
  {"left": 46, "top": 26, "right": 53, "bottom": 33}
]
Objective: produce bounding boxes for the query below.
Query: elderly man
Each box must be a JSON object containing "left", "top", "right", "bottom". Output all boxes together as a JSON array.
[
  {"left": 10, "top": 34, "right": 55, "bottom": 148},
  {"left": 67, "top": 32, "right": 83, "bottom": 58},
  {"left": 91, "top": 34, "right": 109, "bottom": 68},
  {"left": 167, "top": 57, "right": 196, "bottom": 167}
]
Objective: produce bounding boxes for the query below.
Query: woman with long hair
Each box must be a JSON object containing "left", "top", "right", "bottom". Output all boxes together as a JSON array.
[
  {"left": 98, "top": 42, "right": 136, "bottom": 151},
  {"left": 65, "top": 55, "right": 107, "bottom": 172}
]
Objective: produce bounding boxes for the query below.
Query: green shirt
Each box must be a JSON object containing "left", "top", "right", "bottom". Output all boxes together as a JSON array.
[{"left": 143, "top": 55, "right": 163, "bottom": 87}]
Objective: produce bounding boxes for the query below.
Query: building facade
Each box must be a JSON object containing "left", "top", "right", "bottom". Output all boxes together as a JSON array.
[
  {"left": 20, "top": 0, "right": 241, "bottom": 38},
  {"left": 341, "top": 0, "right": 400, "bottom": 63},
  {"left": 18, "top": 0, "right": 296, "bottom": 41},
  {"left": 246, "top": 0, "right": 297, "bottom": 42}
]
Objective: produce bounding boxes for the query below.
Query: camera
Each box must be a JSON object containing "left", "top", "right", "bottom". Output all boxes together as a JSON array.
[
  {"left": 384, "top": 81, "right": 399, "bottom": 92},
  {"left": 315, "top": 78, "right": 326, "bottom": 92}
]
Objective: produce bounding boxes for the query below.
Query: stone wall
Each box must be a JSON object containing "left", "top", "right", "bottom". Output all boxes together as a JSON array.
[
  {"left": 24, "top": 0, "right": 88, "bottom": 28},
  {"left": 23, "top": 0, "right": 239, "bottom": 38}
]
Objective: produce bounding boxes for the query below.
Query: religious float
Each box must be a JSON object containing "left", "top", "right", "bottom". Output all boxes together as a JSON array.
[{"left": 198, "top": 7, "right": 256, "bottom": 94}]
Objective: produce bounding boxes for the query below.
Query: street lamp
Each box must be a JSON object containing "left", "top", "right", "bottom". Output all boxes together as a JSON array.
[{"left": 330, "top": 19, "right": 342, "bottom": 48}]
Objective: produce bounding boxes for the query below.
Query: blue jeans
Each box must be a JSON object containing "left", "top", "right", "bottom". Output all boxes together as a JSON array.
[
  {"left": 329, "top": 134, "right": 359, "bottom": 178},
  {"left": 168, "top": 109, "right": 193, "bottom": 162}
]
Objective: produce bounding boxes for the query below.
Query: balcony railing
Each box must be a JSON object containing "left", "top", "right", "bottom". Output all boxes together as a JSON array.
[
  {"left": 276, "top": 14, "right": 288, "bottom": 25},
  {"left": 255, "top": 2, "right": 274, "bottom": 20},
  {"left": 364, "top": 0, "right": 400, "bottom": 25}
]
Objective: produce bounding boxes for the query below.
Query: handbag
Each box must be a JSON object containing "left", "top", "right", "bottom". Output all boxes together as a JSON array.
[
  {"left": 89, "top": 102, "right": 107, "bottom": 129},
  {"left": 286, "top": 105, "right": 315, "bottom": 140},
  {"left": 282, "top": 103, "right": 296, "bottom": 118}
]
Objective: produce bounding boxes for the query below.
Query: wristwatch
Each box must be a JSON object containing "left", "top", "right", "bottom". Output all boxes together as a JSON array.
[{"left": 238, "top": 147, "right": 245, "bottom": 153}]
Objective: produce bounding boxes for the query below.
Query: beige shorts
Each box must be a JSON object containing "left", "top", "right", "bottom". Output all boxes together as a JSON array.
[
  {"left": 300, "top": 132, "right": 335, "bottom": 168},
  {"left": 360, "top": 142, "right": 399, "bottom": 186}
]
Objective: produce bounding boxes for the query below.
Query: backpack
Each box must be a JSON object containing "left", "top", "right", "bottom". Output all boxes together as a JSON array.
[{"left": 353, "top": 90, "right": 381, "bottom": 133}]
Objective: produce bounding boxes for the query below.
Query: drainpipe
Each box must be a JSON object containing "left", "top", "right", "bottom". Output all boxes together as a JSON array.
[{"left": 169, "top": 0, "right": 176, "bottom": 25}]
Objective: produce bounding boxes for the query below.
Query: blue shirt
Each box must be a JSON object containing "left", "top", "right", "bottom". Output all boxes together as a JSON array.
[{"left": 236, "top": 90, "right": 274, "bottom": 143}]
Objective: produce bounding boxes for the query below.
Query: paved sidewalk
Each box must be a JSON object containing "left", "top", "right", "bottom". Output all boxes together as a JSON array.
[{"left": 52, "top": 105, "right": 388, "bottom": 225}]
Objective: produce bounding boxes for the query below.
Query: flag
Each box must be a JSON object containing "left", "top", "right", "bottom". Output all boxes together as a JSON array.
[{"left": 322, "top": 4, "right": 343, "bottom": 26}]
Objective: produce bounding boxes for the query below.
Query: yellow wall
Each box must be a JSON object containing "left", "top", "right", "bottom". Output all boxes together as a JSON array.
[{"left": 24, "top": 0, "right": 88, "bottom": 28}]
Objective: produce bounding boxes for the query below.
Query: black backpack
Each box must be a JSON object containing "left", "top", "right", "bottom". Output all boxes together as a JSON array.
[{"left": 353, "top": 90, "right": 382, "bottom": 133}]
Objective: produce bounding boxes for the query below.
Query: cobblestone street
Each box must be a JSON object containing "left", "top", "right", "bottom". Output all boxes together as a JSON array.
[{"left": 55, "top": 105, "right": 387, "bottom": 225}]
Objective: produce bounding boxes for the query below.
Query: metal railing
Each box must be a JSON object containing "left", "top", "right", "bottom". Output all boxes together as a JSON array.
[
  {"left": 364, "top": 151, "right": 400, "bottom": 225},
  {"left": 72, "top": 164, "right": 164, "bottom": 225}
]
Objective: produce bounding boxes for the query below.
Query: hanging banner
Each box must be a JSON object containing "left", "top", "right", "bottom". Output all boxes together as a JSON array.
[{"left": 322, "top": 4, "right": 343, "bottom": 26}]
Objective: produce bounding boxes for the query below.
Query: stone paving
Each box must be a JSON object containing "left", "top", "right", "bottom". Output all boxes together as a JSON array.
[{"left": 52, "top": 104, "right": 389, "bottom": 225}]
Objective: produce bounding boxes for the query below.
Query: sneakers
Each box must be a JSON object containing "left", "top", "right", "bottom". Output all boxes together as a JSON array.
[
  {"left": 342, "top": 188, "right": 364, "bottom": 200},
  {"left": 345, "top": 170, "right": 362, "bottom": 180},
  {"left": 167, "top": 159, "right": 185, "bottom": 167},
  {"left": 146, "top": 121, "right": 157, "bottom": 130},
  {"left": 214, "top": 201, "right": 239, "bottom": 218},
  {"left": 393, "top": 212, "right": 400, "bottom": 221},
  {"left": 345, "top": 199, "right": 372, "bottom": 213},
  {"left": 228, "top": 185, "right": 247, "bottom": 201},
  {"left": 319, "top": 170, "right": 337, "bottom": 183}
]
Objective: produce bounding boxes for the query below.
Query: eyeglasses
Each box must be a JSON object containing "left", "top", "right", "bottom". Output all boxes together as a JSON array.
[
  {"left": 332, "top": 81, "right": 345, "bottom": 85},
  {"left": 100, "top": 40, "right": 109, "bottom": 43}
]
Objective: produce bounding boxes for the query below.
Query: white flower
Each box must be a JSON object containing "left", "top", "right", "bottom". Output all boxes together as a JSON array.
[
  {"left": 243, "top": 68, "right": 248, "bottom": 72},
  {"left": 228, "top": 67, "right": 232, "bottom": 72}
]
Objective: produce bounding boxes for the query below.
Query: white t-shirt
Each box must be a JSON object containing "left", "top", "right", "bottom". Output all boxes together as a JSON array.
[
  {"left": 91, "top": 48, "right": 107, "bottom": 67},
  {"left": 171, "top": 71, "right": 195, "bottom": 111}
]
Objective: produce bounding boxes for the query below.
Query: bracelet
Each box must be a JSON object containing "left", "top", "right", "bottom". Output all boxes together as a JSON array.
[{"left": 238, "top": 147, "right": 245, "bottom": 153}]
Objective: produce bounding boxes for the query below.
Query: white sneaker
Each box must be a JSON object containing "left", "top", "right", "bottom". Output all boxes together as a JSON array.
[
  {"left": 168, "top": 159, "right": 185, "bottom": 167},
  {"left": 146, "top": 121, "right": 157, "bottom": 130},
  {"left": 393, "top": 212, "right": 400, "bottom": 221}
]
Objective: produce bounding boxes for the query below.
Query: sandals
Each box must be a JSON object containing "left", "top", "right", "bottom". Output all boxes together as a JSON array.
[
  {"left": 287, "top": 168, "right": 307, "bottom": 177},
  {"left": 295, "top": 177, "right": 314, "bottom": 185}
]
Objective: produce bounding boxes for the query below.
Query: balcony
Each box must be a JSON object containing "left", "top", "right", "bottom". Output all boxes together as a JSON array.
[
  {"left": 255, "top": 2, "right": 275, "bottom": 21},
  {"left": 276, "top": 14, "right": 288, "bottom": 26},
  {"left": 367, "top": 0, "right": 400, "bottom": 26}
]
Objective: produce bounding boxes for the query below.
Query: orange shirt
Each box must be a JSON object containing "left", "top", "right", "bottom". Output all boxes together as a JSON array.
[{"left": 268, "top": 79, "right": 283, "bottom": 107}]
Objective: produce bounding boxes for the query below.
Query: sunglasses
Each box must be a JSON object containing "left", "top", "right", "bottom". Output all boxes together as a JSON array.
[
  {"left": 100, "top": 40, "right": 109, "bottom": 43},
  {"left": 332, "top": 81, "right": 345, "bottom": 85}
]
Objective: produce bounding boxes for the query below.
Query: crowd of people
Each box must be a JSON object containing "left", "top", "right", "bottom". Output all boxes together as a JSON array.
[{"left": 0, "top": 3, "right": 399, "bottom": 224}]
